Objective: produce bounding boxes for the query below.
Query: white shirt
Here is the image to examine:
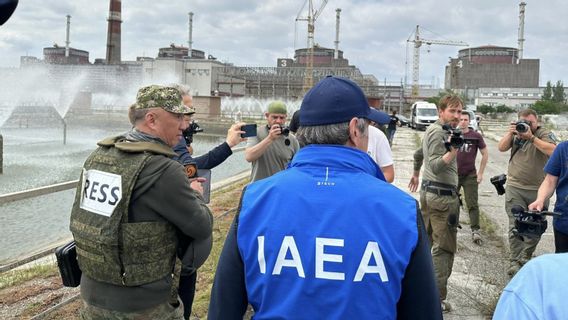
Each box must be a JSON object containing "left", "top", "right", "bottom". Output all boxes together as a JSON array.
[{"left": 367, "top": 126, "right": 393, "bottom": 167}]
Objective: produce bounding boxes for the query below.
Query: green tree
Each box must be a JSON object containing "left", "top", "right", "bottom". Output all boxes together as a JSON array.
[
  {"left": 531, "top": 100, "right": 561, "bottom": 114},
  {"left": 477, "top": 104, "right": 495, "bottom": 115},
  {"left": 495, "top": 104, "right": 514, "bottom": 113},
  {"left": 542, "top": 81, "right": 553, "bottom": 101},
  {"left": 553, "top": 80, "right": 566, "bottom": 103}
]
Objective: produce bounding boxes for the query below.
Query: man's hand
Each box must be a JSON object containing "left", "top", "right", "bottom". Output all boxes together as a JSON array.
[
  {"left": 477, "top": 174, "right": 483, "bottom": 184},
  {"left": 408, "top": 174, "right": 420, "bottom": 193},
  {"left": 507, "top": 122, "right": 518, "bottom": 136},
  {"left": 267, "top": 124, "right": 283, "bottom": 141},
  {"left": 528, "top": 199, "right": 545, "bottom": 212},
  {"left": 190, "top": 177, "right": 206, "bottom": 196},
  {"left": 226, "top": 122, "right": 247, "bottom": 147}
]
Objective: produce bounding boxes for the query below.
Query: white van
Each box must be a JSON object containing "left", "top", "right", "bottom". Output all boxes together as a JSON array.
[{"left": 410, "top": 101, "right": 438, "bottom": 130}]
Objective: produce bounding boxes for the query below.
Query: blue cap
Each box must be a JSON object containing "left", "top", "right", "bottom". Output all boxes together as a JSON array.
[{"left": 299, "top": 76, "right": 390, "bottom": 126}]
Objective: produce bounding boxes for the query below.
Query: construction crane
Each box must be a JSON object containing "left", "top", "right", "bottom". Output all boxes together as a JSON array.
[
  {"left": 296, "top": 0, "right": 328, "bottom": 93},
  {"left": 407, "top": 25, "right": 468, "bottom": 99}
]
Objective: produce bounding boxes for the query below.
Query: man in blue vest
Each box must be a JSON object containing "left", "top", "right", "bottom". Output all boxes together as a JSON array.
[{"left": 208, "top": 76, "right": 441, "bottom": 319}]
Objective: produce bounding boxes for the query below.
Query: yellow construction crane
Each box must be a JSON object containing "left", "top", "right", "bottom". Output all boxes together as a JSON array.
[
  {"left": 296, "top": 0, "right": 328, "bottom": 93},
  {"left": 407, "top": 25, "right": 468, "bottom": 99}
]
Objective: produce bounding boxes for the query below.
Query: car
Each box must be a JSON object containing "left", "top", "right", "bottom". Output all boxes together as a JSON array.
[
  {"left": 464, "top": 109, "right": 479, "bottom": 132},
  {"left": 397, "top": 115, "right": 410, "bottom": 127}
]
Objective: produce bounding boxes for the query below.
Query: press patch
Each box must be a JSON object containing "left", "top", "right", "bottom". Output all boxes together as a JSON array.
[{"left": 80, "top": 169, "right": 122, "bottom": 217}]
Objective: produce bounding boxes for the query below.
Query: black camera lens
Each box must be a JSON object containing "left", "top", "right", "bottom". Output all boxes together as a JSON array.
[{"left": 516, "top": 122, "right": 529, "bottom": 133}]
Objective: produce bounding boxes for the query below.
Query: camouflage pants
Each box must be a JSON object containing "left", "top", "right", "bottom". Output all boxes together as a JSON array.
[
  {"left": 505, "top": 185, "right": 549, "bottom": 268},
  {"left": 420, "top": 190, "right": 460, "bottom": 301},
  {"left": 458, "top": 174, "right": 480, "bottom": 231},
  {"left": 80, "top": 300, "right": 184, "bottom": 320}
]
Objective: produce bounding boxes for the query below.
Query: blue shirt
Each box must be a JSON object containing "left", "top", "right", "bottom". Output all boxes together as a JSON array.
[
  {"left": 494, "top": 253, "right": 568, "bottom": 320},
  {"left": 544, "top": 141, "right": 568, "bottom": 233}
]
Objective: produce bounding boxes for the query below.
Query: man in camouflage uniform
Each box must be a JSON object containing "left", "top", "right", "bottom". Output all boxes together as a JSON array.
[
  {"left": 409, "top": 94, "right": 463, "bottom": 312},
  {"left": 70, "top": 85, "right": 213, "bottom": 319},
  {"left": 497, "top": 108, "right": 557, "bottom": 276}
]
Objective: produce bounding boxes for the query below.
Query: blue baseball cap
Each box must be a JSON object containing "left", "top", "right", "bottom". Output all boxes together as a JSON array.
[{"left": 299, "top": 76, "right": 390, "bottom": 126}]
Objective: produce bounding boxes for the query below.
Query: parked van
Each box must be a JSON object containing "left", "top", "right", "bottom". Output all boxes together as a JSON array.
[{"left": 410, "top": 101, "right": 438, "bottom": 130}]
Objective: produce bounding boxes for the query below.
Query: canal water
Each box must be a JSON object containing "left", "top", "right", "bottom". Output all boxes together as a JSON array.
[{"left": 0, "top": 126, "right": 249, "bottom": 265}]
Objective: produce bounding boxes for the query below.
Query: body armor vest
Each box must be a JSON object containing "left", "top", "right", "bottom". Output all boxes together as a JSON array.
[{"left": 70, "top": 136, "right": 178, "bottom": 286}]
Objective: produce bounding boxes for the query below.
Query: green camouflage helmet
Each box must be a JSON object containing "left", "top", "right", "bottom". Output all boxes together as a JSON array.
[{"left": 134, "top": 85, "right": 193, "bottom": 114}]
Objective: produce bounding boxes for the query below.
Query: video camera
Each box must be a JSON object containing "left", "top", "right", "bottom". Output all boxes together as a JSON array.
[
  {"left": 490, "top": 174, "right": 507, "bottom": 195},
  {"left": 442, "top": 124, "right": 480, "bottom": 151},
  {"left": 183, "top": 120, "right": 204, "bottom": 145},
  {"left": 510, "top": 205, "right": 560, "bottom": 239},
  {"left": 514, "top": 119, "right": 531, "bottom": 134}
]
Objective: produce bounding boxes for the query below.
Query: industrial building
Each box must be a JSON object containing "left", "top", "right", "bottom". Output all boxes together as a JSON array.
[{"left": 445, "top": 45, "right": 539, "bottom": 90}]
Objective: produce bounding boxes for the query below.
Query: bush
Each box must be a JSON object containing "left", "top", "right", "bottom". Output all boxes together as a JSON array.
[{"left": 477, "top": 105, "right": 495, "bottom": 115}]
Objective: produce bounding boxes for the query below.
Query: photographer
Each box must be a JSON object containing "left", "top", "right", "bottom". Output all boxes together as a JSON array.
[
  {"left": 170, "top": 85, "right": 245, "bottom": 320},
  {"left": 172, "top": 85, "right": 246, "bottom": 171},
  {"left": 245, "top": 101, "right": 300, "bottom": 182},
  {"left": 529, "top": 140, "right": 568, "bottom": 253},
  {"left": 497, "top": 108, "right": 557, "bottom": 276},
  {"left": 408, "top": 94, "right": 463, "bottom": 313}
]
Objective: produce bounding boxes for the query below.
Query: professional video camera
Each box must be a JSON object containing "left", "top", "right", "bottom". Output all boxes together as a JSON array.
[
  {"left": 514, "top": 119, "right": 531, "bottom": 133},
  {"left": 183, "top": 120, "right": 204, "bottom": 145},
  {"left": 490, "top": 174, "right": 507, "bottom": 195},
  {"left": 510, "top": 205, "right": 560, "bottom": 239}
]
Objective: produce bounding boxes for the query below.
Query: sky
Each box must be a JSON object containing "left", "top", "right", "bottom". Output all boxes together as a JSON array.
[{"left": 1, "top": 0, "right": 567, "bottom": 87}]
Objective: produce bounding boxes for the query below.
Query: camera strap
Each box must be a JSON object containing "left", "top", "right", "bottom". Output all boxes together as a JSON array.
[{"left": 509, "top": 143, "right": 520, "bottom": 163}]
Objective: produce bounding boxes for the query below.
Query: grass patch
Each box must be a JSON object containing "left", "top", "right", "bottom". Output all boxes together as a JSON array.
[
  {"left": 192, "top": 178, "right": 249, "bottom": 318},
  {"left": 0, "top": 263, "right": 58, "bottom": 289}
]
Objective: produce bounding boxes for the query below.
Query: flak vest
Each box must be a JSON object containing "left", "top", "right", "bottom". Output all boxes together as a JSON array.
[{"left": 70, "top": 136, "right": 177, "bottom": 286}]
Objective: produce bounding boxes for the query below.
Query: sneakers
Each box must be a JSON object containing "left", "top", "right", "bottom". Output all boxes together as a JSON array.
[
  {"left": 441, "top": 300, "right": 452, "bottom": 313},
  {"left": 472, "top": 230, "right": 482, "bottom": 245}
]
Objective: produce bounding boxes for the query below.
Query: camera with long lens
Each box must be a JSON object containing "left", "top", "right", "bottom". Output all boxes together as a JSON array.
[
  {"left": 515, "top": 119, "right": 531, "bottom": 133},
  {"left": 490, "top": 174, "right": 507, "bottom": 195},
  {"left": 510, "top": 205, "right": 559, "bottom": 240},
  {"left": 183, "top": 120, "right": 204, "bottom": 145}
]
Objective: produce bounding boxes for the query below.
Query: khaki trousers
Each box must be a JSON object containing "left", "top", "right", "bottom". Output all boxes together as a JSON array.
[{"left": 420, "top": 190, "right": 460, "bottom": 300}]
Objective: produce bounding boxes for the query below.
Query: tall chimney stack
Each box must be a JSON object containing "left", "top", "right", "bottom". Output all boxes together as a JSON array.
[
  {"left": 188, "top": 12, "right": 194, "bottom": 58},
  {"left": 106, "top": 0, "right": 122, "bottom": 64},
  {"left": 65, "top": 14, "right": 71, "bottom": 58},
  {"left": 517, "top": 2, "right": 526, "bottom": 63},
  {"left": 334, "top": 8, "right": 341, "bottom": 60}
]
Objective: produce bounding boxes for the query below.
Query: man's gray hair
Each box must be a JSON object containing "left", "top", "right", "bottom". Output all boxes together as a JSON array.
[
  {"left": 128, "top": 104, "right": 151, "bottom": 125},
  {"left": 296, "top": 118, "right": 368, "bottom": 146}
]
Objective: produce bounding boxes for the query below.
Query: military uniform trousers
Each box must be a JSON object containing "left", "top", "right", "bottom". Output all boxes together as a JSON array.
[
  {"left": 458, "top": 174, "right": 480, "bottom": 231},
  {"left": 505, "top": 185, "right": 549, "bottom": 269},
  {"left": 420, "top": 189, "right": 460, "bottom": 301},
  {"left": 80, "top": 300, "right": 184, "bottom": 320}
]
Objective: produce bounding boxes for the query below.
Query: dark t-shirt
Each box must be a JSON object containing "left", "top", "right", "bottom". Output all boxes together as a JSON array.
[
  {"left": 388, "top": 116, "right": 399, "bottom": 130},
  {"left": 457, "top": 130, "right": 486, "bottom": 176}
]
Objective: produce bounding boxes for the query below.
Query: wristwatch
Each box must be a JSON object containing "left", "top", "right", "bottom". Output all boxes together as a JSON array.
[{"left": 529, "top": 136, "right": 536, "bottom": 143}]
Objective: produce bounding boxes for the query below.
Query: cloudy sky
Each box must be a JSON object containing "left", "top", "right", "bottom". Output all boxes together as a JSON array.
[{"left": 1, "top": 0, "right": 567, "bottom": 87}]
